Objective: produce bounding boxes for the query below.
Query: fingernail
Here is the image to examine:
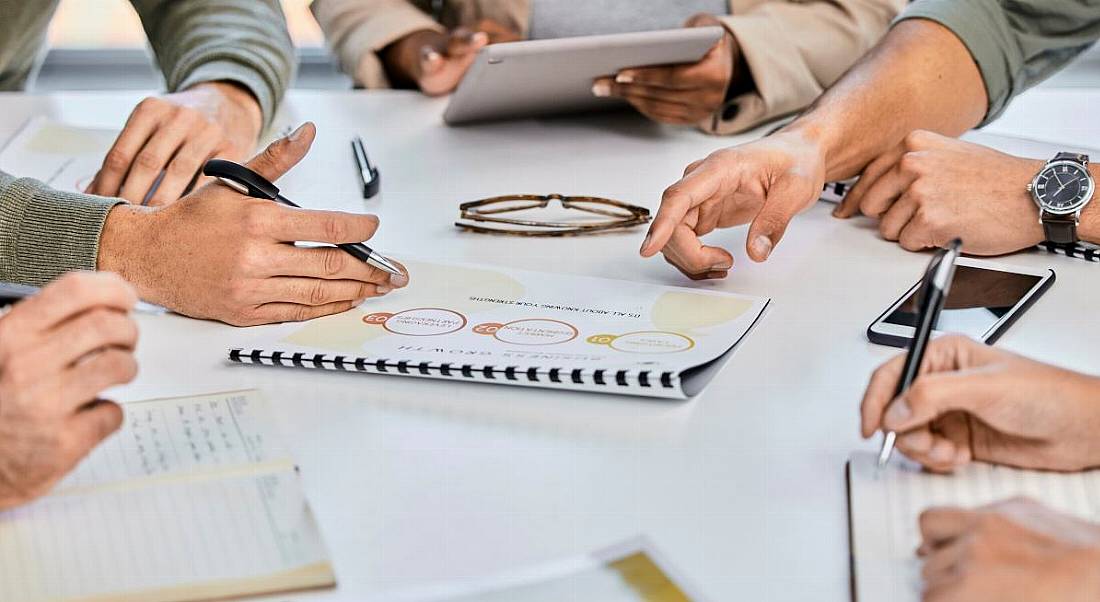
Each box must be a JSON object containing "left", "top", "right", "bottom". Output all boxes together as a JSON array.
[
  {"left": 288, "top": 123, "right": 307, "bottom": 141},
  {"left": 424, "top": 49, "right": 442, "bottom": 63},
  {"left": 710, "top": 261, "right": 732, "bottom": 271},
  {"left": 473, "top": 32, "right": 489, "bottom": 45},
  {"left": 917, "top": 543, "right": 931, "bottom": 557},
  {"left": 832, "top": 207, "right": 844, "bottom": 218},
  {"left": 376, "top": 286, "right": 392, "bottom": 295},
  {"left": 751, "top": 235, "right": 773, "bottom": 260},
  {"left": 592, "top": 81, "right": 610, "bottom": 98},
  {"left": 616, "top": 73, "right": 633, "bottom": 84},
  {"left": 639, "top": 232, "right": 652, "bottom": 254},
  {"left": 884, "top": 399, "right": 912, "bottom": 429},
  {"left": 390, "top": 272, "right": 409, "bottom": 288}
]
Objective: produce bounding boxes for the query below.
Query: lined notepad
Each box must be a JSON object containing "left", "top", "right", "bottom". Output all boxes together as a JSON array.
[
  {"left": 0, "top": 390, "right": 335, "bottom": 602},
  {"left": 847, "top": 451, "right": 1100, "bottom": 601}
]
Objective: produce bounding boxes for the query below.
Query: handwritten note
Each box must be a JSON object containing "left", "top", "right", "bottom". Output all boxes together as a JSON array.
[{"left": 0, "top": 390, "right": 334, "bottom": 602}]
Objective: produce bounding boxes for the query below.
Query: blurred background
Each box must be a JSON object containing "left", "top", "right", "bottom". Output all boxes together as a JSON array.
[
  {"left": 40, "top": 0, "right": 348, "bottom": 90},
  {"left": 37, "top": 0, "right": 1100, "bottom": 92}
]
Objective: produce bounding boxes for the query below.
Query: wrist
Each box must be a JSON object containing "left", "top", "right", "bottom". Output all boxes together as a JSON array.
[
  {"left": 188, "top": 81, "right": 262, "bottom": 136},
  {"left": 98, "top": 204, "right": 159, "bottom": 301},
  {"left": 1079, "top": 165, "right": 1100, "bottom": 243}
]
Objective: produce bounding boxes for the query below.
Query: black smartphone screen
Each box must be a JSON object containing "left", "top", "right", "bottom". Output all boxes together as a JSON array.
[{"left": 884, "top": 265, "right": 1043, "bottom": 338}]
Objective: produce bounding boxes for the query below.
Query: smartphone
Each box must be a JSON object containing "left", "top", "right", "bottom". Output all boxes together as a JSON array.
[{"left": 867, "top": 257, "right": 1055, "bottom": 348}]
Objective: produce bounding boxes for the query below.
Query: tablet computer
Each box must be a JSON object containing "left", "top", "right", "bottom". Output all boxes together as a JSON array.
[{"left": 443, "top": 26, "right": 725, "bottom": 125}]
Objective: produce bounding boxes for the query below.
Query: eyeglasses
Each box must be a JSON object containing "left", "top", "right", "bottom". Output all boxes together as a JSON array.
[{"left": 455, "top": 194, "right": 651, "bottom": 237}]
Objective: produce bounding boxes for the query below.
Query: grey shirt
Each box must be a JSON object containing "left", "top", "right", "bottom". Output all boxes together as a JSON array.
[
  {"left": 529, "top": 0, "right": 729, "bottom": 40},
  {"left": 898, "top": 0, "right": 1100, "bottom": 125},
  {"left": 0, "top": 0, "right": 295, "bottom": 285}
]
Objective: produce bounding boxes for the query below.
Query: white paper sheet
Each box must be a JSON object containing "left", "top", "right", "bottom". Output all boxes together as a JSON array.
[
  {"left": 0, "top": 116, "right": 116, "bottom": 193},
  {"left": 848, "top": 451, "right": 1100, "bottom": 602},
  {"left": 0, "top": 390, "right": 334, "bottom": 602}
]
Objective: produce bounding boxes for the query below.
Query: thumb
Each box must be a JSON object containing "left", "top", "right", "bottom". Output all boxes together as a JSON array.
[
  {"left": 744, "top": 174, "right": 816, "bottom": 262},
  {"left": 65, "top": 400, "right": 124, "bottom": 462},
  {"left": 882, "top": 372, "right": 999, "bottom": 432},
  {"left": 246, "top": 122, "right": 316, "bottom": 183}
]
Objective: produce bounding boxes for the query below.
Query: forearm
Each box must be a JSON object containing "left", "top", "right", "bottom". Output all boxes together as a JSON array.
[
  {"left": 710, "top": 0, "right": 903, "bottom": 134},
  {"left": 782, "top": 19, "right": 987, "bottom": 181},
  {"left": 0, "top": 173, "right": 122, "bottom": 285},
  {"left": 130, "top": 0, "right": 294, "bottom": 129}
]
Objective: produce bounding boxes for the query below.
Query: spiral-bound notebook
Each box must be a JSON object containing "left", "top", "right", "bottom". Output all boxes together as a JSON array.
[{"left": 230, "top": 260, "right": 769, "bottom": 399}]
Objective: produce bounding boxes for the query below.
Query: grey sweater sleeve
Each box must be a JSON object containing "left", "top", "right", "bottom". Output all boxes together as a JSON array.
[
  {"left": 0, "top": 172, "right": 122, "bottom": 286},
  {"left": 898, "top": 0, "right": 1100, "bottom": 125},
  {"left": 129, "top": 0, "right": 296, "bottom": 129}
]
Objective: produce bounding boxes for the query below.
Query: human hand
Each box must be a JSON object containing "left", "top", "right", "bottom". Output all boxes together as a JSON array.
[
  {"left": 592, "top": 14, "right": 743, "bottom": 125},
  {"left": 834, "top": 130, "right": 1046, "bottom": 255},
  {"left": 97, "top": 122, "right": 410, "bottom": 327},
  {"left": 87, "top": 81, "right": 263, "bottom": 207},
  {"left": 639, "top": 130, "right": 826, "bottom": 278},
  {"left": 860, "top": 334, "right": 1100, "bottom": 473},
  {"left": 918, "top": 498, "right": 1100, "bottom": 602},
  {"left": 0, "top": 272, "right": 138, "bottom": 511},
  {"left": 381, "top": 20, "right": 520, "bottom": 96}
]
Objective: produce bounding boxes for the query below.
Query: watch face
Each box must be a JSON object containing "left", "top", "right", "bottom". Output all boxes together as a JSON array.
[{"left": 1033, "top": 161, "right": 1094, "bottom": 214}]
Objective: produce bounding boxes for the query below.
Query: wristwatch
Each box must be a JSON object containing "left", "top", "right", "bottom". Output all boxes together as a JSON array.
[{"left": 1027, "top": 152, "right": 1095, "bottom": 245}]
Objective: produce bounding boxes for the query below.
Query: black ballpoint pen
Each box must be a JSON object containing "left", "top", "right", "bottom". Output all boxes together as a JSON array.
[
  {"left": 201, "top": 159, "right": 402, "bottom": 276},
  {"left": 351, "top": 136, "right": 381, "bottom": 199},
  {"left": 877, "top": 238, "right": 963, "bottom": 468}
]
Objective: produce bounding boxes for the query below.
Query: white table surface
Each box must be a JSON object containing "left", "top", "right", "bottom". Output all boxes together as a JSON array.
[{"left": 2, "top": 87, "right": 1097, "bottom": 601}]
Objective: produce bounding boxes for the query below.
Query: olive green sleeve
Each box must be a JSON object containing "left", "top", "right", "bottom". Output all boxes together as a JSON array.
[
  {"left": 128, "top": 0, "right": 296, "bottom": 129},
  {"left": 0, "top": 172, "right": 122, "bottom": 286},
  {"left": 897, "top": 0, "right": 1100, "bottom": 125}
]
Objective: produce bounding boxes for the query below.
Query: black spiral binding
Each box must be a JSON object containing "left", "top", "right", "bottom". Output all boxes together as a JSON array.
[
  {"left": 228, "top": 349, "right": 679, "bottom": 391},
  {"left": 1038, "top": 241, "right": 1100, "bottom": 263}
]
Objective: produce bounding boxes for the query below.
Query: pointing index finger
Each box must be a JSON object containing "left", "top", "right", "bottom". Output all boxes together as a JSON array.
[{"left": 641, "top": 159, "right": 730, "bottom": 257}]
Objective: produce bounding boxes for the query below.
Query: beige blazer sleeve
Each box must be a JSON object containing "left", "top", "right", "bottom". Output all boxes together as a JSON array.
[
  {"left": 705, "top": 0, "right": 905, "bottom": 135},
  {"left": 310, "top": 0, "right": 444, "bottom": 89}
]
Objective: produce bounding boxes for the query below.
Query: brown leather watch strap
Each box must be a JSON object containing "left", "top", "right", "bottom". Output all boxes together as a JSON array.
[{"left": 1042, "top": 211, "right": 1079, "bottom": 245}]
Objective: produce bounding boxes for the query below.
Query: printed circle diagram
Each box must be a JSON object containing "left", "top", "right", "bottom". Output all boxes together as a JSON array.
[
  {"left": 473, "top": 318, "right": 578, "bottom": 346},
  {"left": 363, "top": 308, "right": 467, "bottom": 336},
  {"left": 586, "top": 331, "right": 695, "bottom": 354}
]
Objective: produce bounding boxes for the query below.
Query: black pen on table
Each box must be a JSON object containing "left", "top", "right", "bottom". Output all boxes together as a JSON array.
[
  {"left": 877, "top": 238, "right": 963, "bottom": 469},
  {"left": 0, "top": 282, "right": 166, "bottom": 315},
  {"left": 201, "top": 158, "right": 402, "bottom": 276},
  {"left": 351, "top": 136, "right": 381, "bottom": 199}
]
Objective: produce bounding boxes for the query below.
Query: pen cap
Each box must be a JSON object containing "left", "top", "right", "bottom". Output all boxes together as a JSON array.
[{"left": 363, "top": 168, "right": 381, "bottom": 199}]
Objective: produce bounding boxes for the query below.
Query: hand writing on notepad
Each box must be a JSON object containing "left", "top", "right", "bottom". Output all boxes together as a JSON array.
[
  {"left": 87, "top": 82, "right": 262, "bottom": 207},
  {"left": 0, "top": 272, "right": 137, "bottom": 511},
  {"left": 97, "top": 123, "right": 409, "bottom": 326},
  {"left": 918, "top": 498, "right": 1100, "bottom": 602},
  {"left": 860, "top": 335, "right": 1100, "bottom": 473}
]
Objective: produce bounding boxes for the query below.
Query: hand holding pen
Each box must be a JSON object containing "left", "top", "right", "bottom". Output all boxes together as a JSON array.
[
  {"left": 100, "top": 122, "right": 408, "bottom": 327},
  {"left": 876, "top": 238, "right": 962, "bottom": 468}
]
